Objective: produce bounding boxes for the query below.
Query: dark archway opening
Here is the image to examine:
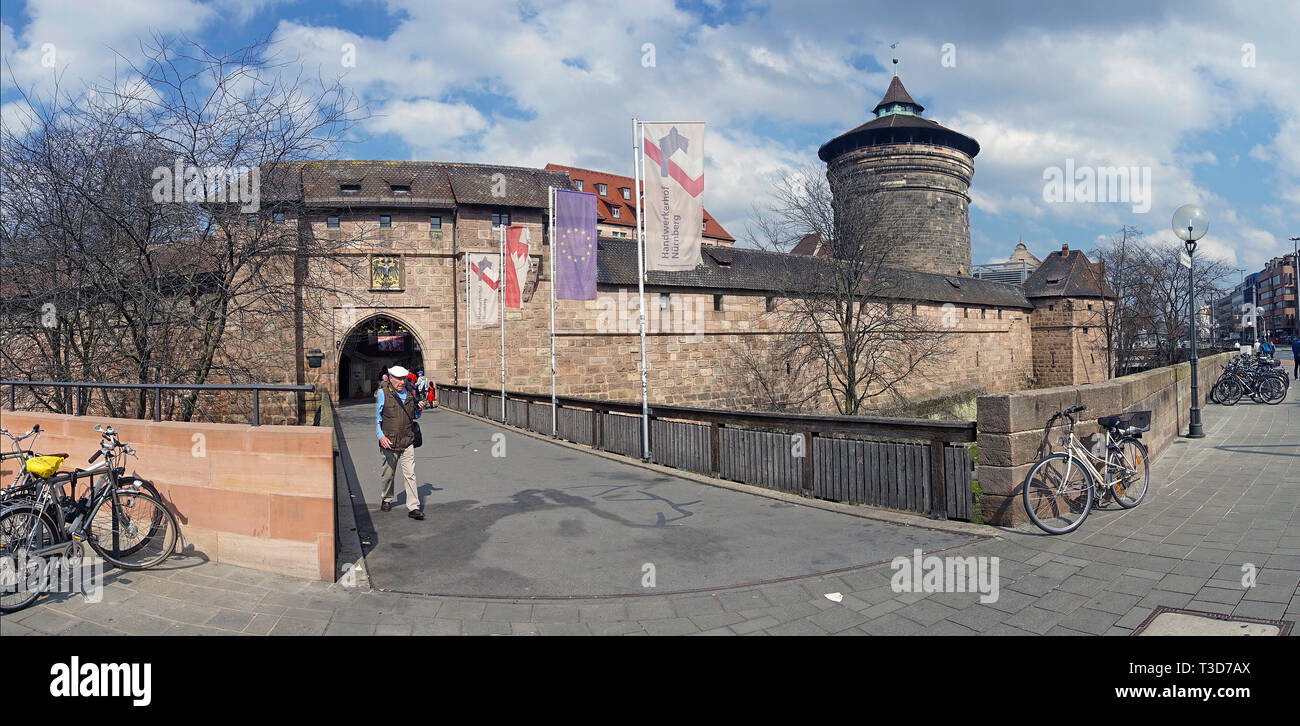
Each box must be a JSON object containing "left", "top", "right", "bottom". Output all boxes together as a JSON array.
[{"left": 338, "top": 315, "right": 425, "bottom": 403}]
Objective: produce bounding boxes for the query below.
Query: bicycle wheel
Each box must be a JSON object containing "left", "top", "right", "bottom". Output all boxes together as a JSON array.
[
  {"left": 85, "top": 490, "right": 177, "bottom": 570},
  {"left": 1111, "top": 438, "right": 1150, "bottom": 508},
  {"left": 1023, "top": 453, "right": 1095, "bottom": 534},
  {"left": 1209, "top": 379, "right": 1229, "bottom": 404},
  {"left": 1220, "top": 378, "right": 1244, "bottom": 406},
  {"left": 1259, "top": 376, "right": 1287, "bottom": 405},
  {"left": 0, "top": 503, "right": 57, "bottom": 612}
]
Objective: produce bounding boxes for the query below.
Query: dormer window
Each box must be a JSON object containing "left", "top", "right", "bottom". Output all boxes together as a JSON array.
[
  {"left": 611, "top": 207, "right": 620, "bottom": 219},
  {"left": 597, "top": 183, "right": 607, "bottom": 196},
  {"left": 340, "top": 184, "right": 360, "bottom": 195},
  {"left": 620, "top": 188, "right": 631, "bottom": 200},
  {"left": 574, "top": 180, "right": 583, "bottom": 191},
  {"left": 390, "top": 184, "right": 410, "bottom": 195}
]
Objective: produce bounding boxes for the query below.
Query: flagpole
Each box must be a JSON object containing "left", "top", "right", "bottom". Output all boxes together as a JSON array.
[
  {"left": 633, "top": 118, "right": 651, "bottom": 462},
  {"left": 500, "top": 224, "right": 507, "bottom": 423},
  {"left": 465, "top": 252, "right": 471, "bottom": 412},
  {"left": 549, "top": 186, "right": 558, "bottom": 438}
]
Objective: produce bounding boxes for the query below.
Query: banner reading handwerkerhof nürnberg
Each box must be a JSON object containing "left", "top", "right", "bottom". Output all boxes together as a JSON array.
[{"left": 642, "top": 122, "right": 704, "bottom": 271}]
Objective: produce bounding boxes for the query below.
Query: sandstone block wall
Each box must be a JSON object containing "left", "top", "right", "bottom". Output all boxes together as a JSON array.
[
  {"left": 975, "top": 351, "right": 1233, "bottom": 526},
  {"left": 825, "top": 143, "right": 975, "bottom": 277},
  {"left": 0, "top": 411, "right": 335, "bottom": 581}
]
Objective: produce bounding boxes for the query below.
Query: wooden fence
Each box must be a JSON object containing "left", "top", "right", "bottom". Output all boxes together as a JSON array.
[{"left": 437, "top": 384, "right": 975, "bottom": 521}]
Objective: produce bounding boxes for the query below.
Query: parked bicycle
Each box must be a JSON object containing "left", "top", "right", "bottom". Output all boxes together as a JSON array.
[
  {"left": 1209, "top": 353, "right": 1288, "bottom": 406},
  {"left": 1022, "top": 404, "right": 1152, "bottom": 535},
  {"left": 0, "top": 424, "right": 177, "bottom": 612}
]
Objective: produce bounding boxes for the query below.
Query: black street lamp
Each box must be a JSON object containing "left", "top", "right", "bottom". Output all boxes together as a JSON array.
[{"left": 1173, "top": 204, "right": 1208, "bottom": 438}]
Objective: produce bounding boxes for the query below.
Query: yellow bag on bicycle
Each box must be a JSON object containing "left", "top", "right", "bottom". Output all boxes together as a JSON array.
[{"left": 24, "top": 456, "right": 65, "bottom": 478}]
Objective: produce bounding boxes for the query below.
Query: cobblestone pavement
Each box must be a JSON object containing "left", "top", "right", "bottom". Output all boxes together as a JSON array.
[{"left": 3, "top": 384, "right": 1296, "bottom": 636}]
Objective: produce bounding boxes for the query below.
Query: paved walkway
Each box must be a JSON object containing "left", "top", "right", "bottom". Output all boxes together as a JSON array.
[
  {"left": 3, "top": 382, "right": 1296, "bottom": 636},
  {"left": 335, "top": 400, "right": 976, "bottom": 597}
]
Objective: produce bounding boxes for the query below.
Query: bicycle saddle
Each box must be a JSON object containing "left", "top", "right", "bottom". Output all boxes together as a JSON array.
[{"left": 24, "top": 455, "right": 66, "bottom": 478}]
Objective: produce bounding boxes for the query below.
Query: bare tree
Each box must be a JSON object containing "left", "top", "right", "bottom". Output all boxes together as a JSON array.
[
  {"left": 734, "top": 166, "right": 954, "bottom": 415},
  {"left": 1086, "top": 228, "right": 1233, "bottom": 373},
  {"left": 1, "top": 35, "right": 371, "bottom": 421}
]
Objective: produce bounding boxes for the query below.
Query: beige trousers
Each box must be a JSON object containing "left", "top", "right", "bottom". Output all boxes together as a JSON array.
[{"left": 379, "top": 446, "right": 420, "bottom": 511}]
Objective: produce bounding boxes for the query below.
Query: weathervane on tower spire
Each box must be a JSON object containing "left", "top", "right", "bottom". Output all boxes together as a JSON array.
[{"left": 890, "top": 42, "right": 899, "bottom": 76}]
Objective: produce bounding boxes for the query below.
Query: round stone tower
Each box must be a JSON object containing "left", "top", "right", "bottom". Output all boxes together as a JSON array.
[{"left": 818, "top": 76, "right": 980, "bottom": 276}]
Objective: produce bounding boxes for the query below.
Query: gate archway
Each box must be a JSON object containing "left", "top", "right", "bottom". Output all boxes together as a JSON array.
[{"left": 338, "top": 314, "right": 425, "bottom": 401}]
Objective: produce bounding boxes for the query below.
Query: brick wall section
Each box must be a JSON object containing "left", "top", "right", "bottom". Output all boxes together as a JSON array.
[
  {"left": 825, "top": 143, "right": 975, "bottom": 277},
  {"left": 0, "top": 412, "right": 335, "bottom": 581},
  {"left": 975, "top": 351, "right": 1233, "bottom": 526}
]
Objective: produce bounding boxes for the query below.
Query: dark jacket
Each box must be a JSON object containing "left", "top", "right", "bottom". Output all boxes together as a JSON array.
[{"left": 378, "top": 383, "right": 420, "bottom": 450}]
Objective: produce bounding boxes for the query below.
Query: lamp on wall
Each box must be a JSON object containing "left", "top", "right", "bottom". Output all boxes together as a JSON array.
[
  {"left": 1172, "top": 204, "right": 1208, "bottom": 439},
  {"left": 306, "top": 349, "right": 324, "bottom": 368}
]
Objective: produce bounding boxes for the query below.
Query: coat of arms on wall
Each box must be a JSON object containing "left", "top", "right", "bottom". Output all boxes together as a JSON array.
[{"left": 371, "top": 254, "right": 402, "bottom": 290}]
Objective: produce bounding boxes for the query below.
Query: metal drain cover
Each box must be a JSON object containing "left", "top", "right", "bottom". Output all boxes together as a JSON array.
[{"left": 1131, "top": 606, "right": 1293, "bottom": 636}]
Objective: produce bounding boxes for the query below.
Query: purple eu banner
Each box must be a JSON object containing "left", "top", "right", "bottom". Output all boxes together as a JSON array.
[{"left": 554, "top": 189, "right": 598, "bottom": 300}]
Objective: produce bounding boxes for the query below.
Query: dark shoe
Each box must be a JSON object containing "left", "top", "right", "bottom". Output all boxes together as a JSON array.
[
  {"left": 380, "top": 501, "right": 392, "bottom": 512},
  {"left": 408, "top": 508, "right": 425, "bottom": 520}
]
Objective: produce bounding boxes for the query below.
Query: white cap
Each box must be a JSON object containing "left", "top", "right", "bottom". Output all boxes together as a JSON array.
[{"left": 387, "top": 365, "right": 409, "bottom": 378}]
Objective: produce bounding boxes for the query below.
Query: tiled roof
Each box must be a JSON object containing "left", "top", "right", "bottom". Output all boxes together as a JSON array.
[
  {"left": 594, "top": 237, "right": 1032, "bottom": 308},
  {"left": 545, "top": 163, "right": 734, "bottom": 242},
  {"left": 790, "top": 233, "right": 831, "bottom": 256},
  {"left": 819, "top": 76, "right": 980, "bottom": 161},
  {"left": 1021, "top": 245, "right": 1114, "bottom": 299},
  {"left": 267, "top": 161, "right": 572, "bottom": 208}
]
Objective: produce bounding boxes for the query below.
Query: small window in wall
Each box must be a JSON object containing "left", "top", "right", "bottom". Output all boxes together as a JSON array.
[
  {"left": 765, "top": 297, "right": 776, "bottom": 312},
  {"left": 621, "top": 188, "right": 631, "bottom": 200},
  {"left": 597, "top": 183, "right": 607, "bottom": 196},
  {"left": 911, "top": 304, "right": 917, "bottom": 315},
  {"left": 702, "top": 220, "right": 708, "bottom": 232},
  {"left": 273, "top": 212, "right": 285, "bottom": 224},
  {"left": 714, "top": 294, "right": 723, "bottom": 311},
  {"left": 327, "top": 216, "right": 339, "bottom": 228},
  {"left": 964, "top": 307, "right": 970, "bottom": 318},
  {"left": 1048, "top": 304, "right": 1055, "bottom": 311},
  {"left": 981, "top": 308, "right": 987, "bottom": 318},
  {"left": 492, "top": 211, "right": 510, "bottom": 228},
  {"left": 379, "top": 215, "right": 391, "bottom": 228},
  {"left": 659, "top": 293, "right": 671, "bottom": 310},
  {"left": 575, "top": 180, "right": 583, "bottom": 191},
  {"left": 430, "top": 216, "right": 441, "bottom": 230},
  {"left": 998, "top": 309, "right": 1003, "bottom": 320}
]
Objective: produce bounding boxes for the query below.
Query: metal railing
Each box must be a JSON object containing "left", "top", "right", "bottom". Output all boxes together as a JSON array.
[
  {"left": 2, "top": 380, "right": 316, "bottom": 426},
  {"left": 435, "top": 382, "right": 976, "bottom": 520}
]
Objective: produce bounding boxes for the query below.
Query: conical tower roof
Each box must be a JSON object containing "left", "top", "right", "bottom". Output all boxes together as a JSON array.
[
  {"left": 818, "top": 75, "right": 979, "bottom": 162},
  {"left": 872, "top": 76, "right": 924, "bottom": 115}
]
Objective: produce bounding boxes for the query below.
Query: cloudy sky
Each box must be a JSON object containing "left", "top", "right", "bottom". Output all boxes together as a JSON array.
[{"left": 3, "top": 0, "right": 1298, "bottom": 272}]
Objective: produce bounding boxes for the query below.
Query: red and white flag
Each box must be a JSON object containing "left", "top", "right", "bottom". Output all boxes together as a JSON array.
[
  {"left": 468, "top": 253, "right": 500, "bottom": 328},
  {"left": 504, "top": 226, "right": 531, "bottom": 308},
  {"left": 642, "top": 122, "right": 704, "bottom": 271}
]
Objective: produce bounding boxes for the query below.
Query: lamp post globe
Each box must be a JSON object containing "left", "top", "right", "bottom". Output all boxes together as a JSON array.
[{"left": 1173, "top": 204, "right": 1208, "bottom": 438}]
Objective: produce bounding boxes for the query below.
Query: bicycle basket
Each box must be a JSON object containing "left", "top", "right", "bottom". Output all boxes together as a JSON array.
[
  {"left": 1114, "top": 410, "right": 1151, "bottom": 433},
  {"left": 24, "top": 455, "right": 65, "bottom": 478}
]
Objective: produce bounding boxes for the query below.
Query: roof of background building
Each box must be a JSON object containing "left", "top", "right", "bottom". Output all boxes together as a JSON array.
[
  {"left": 1021, "top": 244, "right": 1114, "bottom": 299},
  {"left": 544, "top": 163, "right": 734, "bottom": 242},
  {"left": 594, "top": 237, "right": 1032, "bottom": 308}
]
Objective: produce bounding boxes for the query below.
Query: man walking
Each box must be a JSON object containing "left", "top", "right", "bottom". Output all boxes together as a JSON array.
[
  {"left": 1292, "top": 337, "right": 1299, "bottom": 378},
  {"left": 377, "top": 365, "right": 428, "bottom": 520}
]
